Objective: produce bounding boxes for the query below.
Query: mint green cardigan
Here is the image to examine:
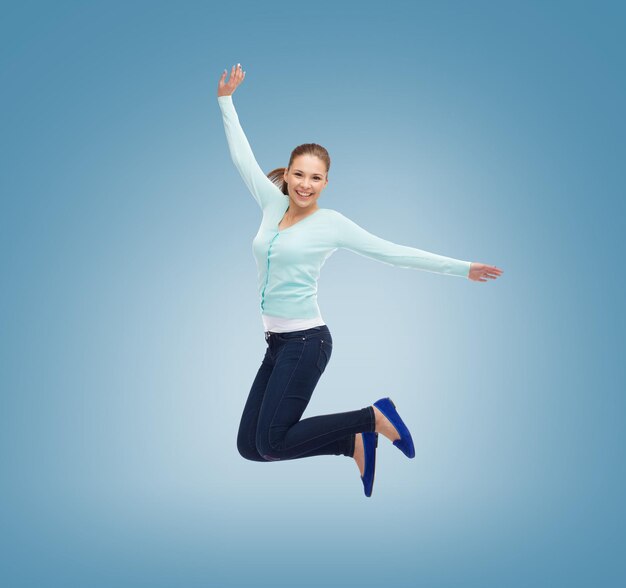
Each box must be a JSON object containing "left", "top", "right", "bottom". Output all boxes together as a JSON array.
[{"left": 218, "top": 95, "right": 471, "bottom": 319}]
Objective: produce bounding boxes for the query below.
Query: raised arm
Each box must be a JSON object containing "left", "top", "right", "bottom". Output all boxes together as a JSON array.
[
  {"left": 217, "top": 64, "right": 286, "bottom": 211},
  {"left": 331, "top": 210, "right": 472, "bottom": 278}
]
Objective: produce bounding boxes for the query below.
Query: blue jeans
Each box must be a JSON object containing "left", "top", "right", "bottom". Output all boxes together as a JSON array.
[{"left": 237, "top": 324, "right": 376, "bottom": 461}]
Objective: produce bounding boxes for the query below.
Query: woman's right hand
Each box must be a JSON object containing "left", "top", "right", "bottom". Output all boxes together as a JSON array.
[{"left": 218, "top": 63, "right": 245, "bottom": 97}]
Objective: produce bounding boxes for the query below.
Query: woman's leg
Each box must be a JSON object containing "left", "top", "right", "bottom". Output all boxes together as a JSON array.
[
  {"left": 237, "top": 337, "right": 363, "bottom": 461},
  {"left": 237, "top": 346, "right": 274, "bottom": 461},
  {"left": 255, "top": 327, "right": 375, "bottom": 461}
]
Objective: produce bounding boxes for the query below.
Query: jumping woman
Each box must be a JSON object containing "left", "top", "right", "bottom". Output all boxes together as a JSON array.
[{"left": 217, "top": 63, "right": 503, "bottom": 497}]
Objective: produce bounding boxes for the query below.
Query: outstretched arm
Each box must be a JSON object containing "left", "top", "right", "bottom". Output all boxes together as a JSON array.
[
  {"left": 333, "top": 210, "right": 486, "bottom": 279},
  {"left": 217, "top": 64, "right": 286, "bottom": 211}
]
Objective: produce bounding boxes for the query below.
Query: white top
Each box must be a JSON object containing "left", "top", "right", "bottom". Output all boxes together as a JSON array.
[{"left": 262, "top": 313, "right": 326, "bottom": 333}]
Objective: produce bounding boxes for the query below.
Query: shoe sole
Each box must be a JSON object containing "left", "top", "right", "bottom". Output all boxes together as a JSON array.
[{"left": 361, "top": 432, "right": 378, "bottom": 497}]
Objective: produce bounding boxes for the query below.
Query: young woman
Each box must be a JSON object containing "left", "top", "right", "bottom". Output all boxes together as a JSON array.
[{"left": 217, "top": 63, "right": 503, "bottom": 497}]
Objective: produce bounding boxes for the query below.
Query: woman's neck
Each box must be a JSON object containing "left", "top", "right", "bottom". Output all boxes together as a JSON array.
[{"left": 284, "top": 205, "right": 319, "bottom": 220}]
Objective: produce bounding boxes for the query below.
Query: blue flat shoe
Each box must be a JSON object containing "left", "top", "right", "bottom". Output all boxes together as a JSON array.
[
  {"left": 373, "top": 397, "right": 415, "bottom": 459},
  {"left": 361, "top": 431, "right": 378, "bottom": 497}
]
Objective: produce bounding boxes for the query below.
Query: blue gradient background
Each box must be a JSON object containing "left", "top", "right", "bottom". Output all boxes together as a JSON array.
[{"left": 2, "top": 1, "right": 624, "bottom": 586}]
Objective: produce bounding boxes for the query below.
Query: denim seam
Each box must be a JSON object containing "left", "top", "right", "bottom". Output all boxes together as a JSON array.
[
  {"left": 251, "top": 352, "right": 275, "bottom": 460},
  {"left": 266, "top": 340, "right": 306, "bottom": 453},
  {"left": 368, "top": 405, "right": 376, "bottom": 432},
  {"left": 316, "top": 338, "right": 331, "bottom": 373},
  {"left": 276, "top": 327, "right": 331, "bottom": 341},
  {"left": 280, "top": 335, "right": 331, "bottom": 344},
  {"left": 276, "top": 419, "right": 373, "bottom": 454},
  {"left": 348, "top": 433, "right": 356, "bottom": 458}
]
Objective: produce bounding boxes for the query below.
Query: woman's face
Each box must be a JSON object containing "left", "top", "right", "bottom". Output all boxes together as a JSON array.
[{"left": 283, "top": 154, "right": 328, "bottom": 212}]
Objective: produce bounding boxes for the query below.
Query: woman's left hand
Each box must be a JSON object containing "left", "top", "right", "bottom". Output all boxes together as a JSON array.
[{"left": 468, "top": 263, "right": 503, "bottom": 282}]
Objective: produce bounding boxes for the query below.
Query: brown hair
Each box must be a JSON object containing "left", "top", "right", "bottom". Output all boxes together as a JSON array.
[{"left": 267, "top": 143, "right": 331, "bottom": 195}]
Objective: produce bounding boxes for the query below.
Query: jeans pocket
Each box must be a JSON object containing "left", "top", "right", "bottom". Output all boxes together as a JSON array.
[{"left": 316, "top": 338, "right": 333, "bottom": 374}]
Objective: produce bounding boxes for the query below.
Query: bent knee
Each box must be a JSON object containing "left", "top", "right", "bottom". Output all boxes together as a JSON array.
[
  {"left": 237, "top": 438, "right": 267, "bottom": 462},
  {"left": 256, "top": 439, "right": 283, "bottom": 461}
]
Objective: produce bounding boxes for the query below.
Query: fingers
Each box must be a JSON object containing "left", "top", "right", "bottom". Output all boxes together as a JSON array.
[
  {"left": 235, "top": 62, "right": 245, "bottom": 83},
  {"left": 470, "top": 263, "right": 503, "bottom": 282},
  {"left": 217, "top": 63, "right": 244, "bottom": 94},
  {"left": 219, "top": 63, "right": 245, "bottom": 88},
  {"left": 480, "top": 264, "right": 503, "bottom": 280}
]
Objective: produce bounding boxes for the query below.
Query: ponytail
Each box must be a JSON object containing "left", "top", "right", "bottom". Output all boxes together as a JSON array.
[{"left": 267, "top": 167, "right": 289, "bottom": 195}]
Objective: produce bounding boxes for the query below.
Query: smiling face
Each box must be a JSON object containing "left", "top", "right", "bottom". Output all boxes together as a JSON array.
[{"left": 283, "top": 154, "right": 329, "bottom": 213}]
